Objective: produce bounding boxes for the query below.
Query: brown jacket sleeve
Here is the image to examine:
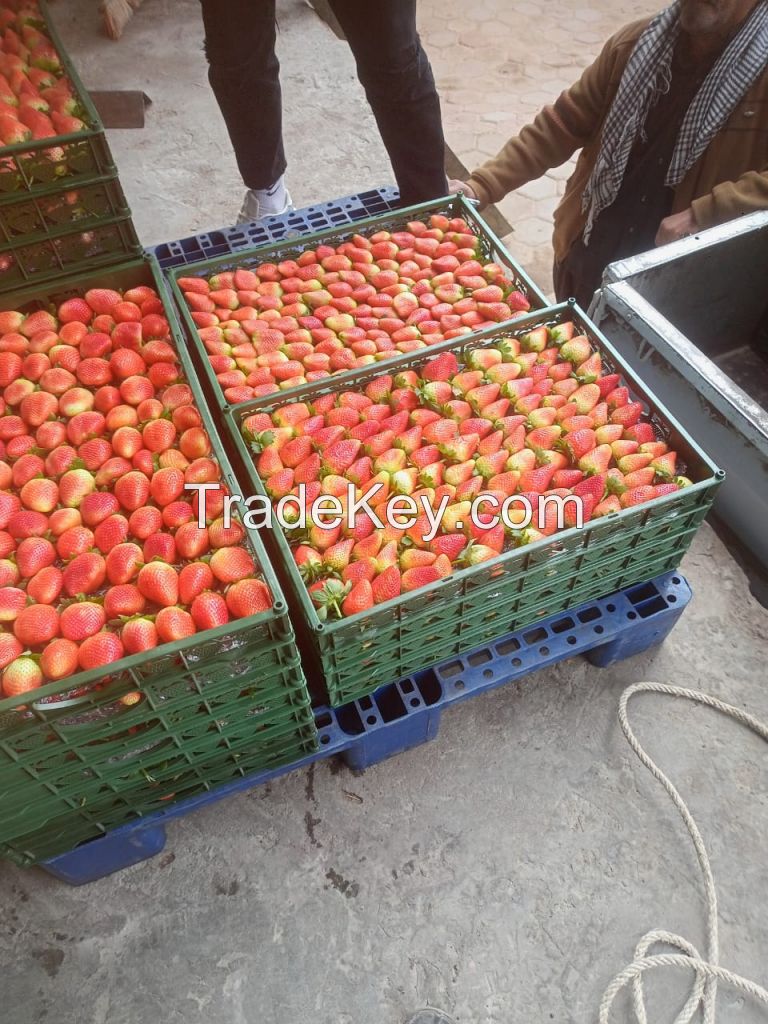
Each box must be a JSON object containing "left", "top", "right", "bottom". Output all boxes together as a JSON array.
[
  {"left": 691, "top": 167, "right": 768, "bottom": 227},
  {"left": 466, "top": 21, "right": 647, "bottom": 205}
]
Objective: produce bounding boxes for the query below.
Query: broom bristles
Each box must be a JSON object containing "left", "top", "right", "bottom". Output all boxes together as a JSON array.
[{"left": 100, "top": 0, "right": 145, "bottom": 40}]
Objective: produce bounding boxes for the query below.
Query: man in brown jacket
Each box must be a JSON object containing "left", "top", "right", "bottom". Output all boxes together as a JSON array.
[{"left": 453, "top": 0, "right": 768, "bottom": 307}]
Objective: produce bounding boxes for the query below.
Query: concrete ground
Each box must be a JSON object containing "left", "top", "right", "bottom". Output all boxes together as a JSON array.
[{"left": 2, "top": 2, "right": 767, "bottom": 1023}]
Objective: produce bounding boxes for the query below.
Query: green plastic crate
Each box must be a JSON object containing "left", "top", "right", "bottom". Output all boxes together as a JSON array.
[
  {"left": 0, "top": 1, "right": 116, "bottom": 196},
  {"left": 0, "top": 211, "right": 141, "bottom": 291},
  {"left": 0, "top": 173, "right": 130, "bottom": 240},
  {"left": 166, "top": 193, "right": 548, "bottom": 415},
  {"left": 225, "top": 301, "right": 723, "bottom": 707},
  {"left": 0, "top": 256, "right": 316, "bottom": 866}
]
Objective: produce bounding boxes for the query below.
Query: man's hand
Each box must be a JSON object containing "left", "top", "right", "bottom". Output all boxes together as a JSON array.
[
  {"left": 655, "top": 208, "right": 698, "bottom": 246},
  {"left": 448, "top": 178, "right": 477, "bottom": 200}
]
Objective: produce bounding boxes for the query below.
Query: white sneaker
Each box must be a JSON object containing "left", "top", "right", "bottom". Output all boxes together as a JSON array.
[{"left": 237, "top": 186, "right": 293, "bottom": 224}]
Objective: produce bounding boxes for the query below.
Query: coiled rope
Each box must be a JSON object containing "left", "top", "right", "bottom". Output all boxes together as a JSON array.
[{"left": 599, "top": 682, "right": 768, "bottom": 1023}]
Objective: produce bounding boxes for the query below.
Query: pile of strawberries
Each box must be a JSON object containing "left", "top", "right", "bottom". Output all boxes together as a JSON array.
[
  {"left": 179, "top": 213, "right": 532, "bottom": 404},
  {"left": 0, "top": 1, "right": 87, "bottom": 152},
  {"left": 244, "top": 321, "right": 691, "bottom": 619},
  {"left": 0, "top": 281, "right": 273, "bottom": 702}
]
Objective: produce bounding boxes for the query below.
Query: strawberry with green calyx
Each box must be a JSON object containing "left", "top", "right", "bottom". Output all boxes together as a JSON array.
[{"left": 310, "top": 578, "right": 350, "bottom": 620}]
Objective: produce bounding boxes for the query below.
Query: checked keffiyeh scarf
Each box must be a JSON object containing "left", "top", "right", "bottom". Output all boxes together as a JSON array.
[{"left": 581, "top": 0, "right": 768, "bottom": 243}]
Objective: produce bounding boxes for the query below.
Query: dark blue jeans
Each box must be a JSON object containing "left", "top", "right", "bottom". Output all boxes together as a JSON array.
[{"left": 200, "top": 0, "right": 448, "bottom": 205}]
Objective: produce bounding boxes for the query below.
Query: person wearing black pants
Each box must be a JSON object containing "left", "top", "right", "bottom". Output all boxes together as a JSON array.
[{"left": 200, "top": 0, "right": 448, "bottom": 221}]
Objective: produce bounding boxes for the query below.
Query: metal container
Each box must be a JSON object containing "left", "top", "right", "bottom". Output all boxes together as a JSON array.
[{"left": 590, "top": 211, "right": 768, "bottom": 571}]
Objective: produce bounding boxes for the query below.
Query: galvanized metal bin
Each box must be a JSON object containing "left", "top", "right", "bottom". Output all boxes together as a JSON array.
[{"left": 590, "top": 211, "right": 768, "bottom": 571}]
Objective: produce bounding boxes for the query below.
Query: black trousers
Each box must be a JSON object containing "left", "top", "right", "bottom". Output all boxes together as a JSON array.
[{"left": 200, "top": 0, "right": 448, "bottom": 206}]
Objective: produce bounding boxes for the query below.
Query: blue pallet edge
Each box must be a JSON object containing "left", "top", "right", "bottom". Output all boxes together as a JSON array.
[
  {"left": 148, "top": 186, "right": 401, "bottom": 269},
  {"left": 39, "top": 570, "right": 690, "bottom": 885}
]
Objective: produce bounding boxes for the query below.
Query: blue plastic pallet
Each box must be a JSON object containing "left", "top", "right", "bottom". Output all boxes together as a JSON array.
[
  {"left": 149, "top": 186, "right": 401, "bottom": 269},
  {"left": 37, "top": 571, "right": 690, "bottom": 885}
]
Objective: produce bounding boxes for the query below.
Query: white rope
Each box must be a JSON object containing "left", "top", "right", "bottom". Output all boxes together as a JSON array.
[{"left": 599, "top": 682, "right": 768, "bottom": 1024}]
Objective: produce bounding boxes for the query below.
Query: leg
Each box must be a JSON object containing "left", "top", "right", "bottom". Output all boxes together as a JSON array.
[
  {"left": 200, "top": 0, "right": 284, "bottom": 190},
  {"left": 329, "top": 0, "right": 447, "bottom": 205}
]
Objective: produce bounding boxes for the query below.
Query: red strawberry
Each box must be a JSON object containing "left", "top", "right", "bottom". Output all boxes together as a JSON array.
[
  {"left": 58, "top": 298, "right": 92, "bottom": 324},
  {"left": 14, "top": 604, "right": 59, "bottom": 647},
  {"left": 39, "top": 638, "right": 79, "bottom": 681},
  {"left": 58, "top": 468, "right": 97, "bottom": 509},
  {"left": 93, "top": 514, "right": 129, "bottom": 553},
  {"left": 560, "top": 428, "right": 597, "bottom": 462},
  {"left": 401, "top": 565, "right": 441, "bottom": 592},
  {"left": 7, "top": 510, "right": 49, "bottom": 539},
  {"left": 579, "top": 444, "right": 613, "bottom": 476},
  {"left": 114, "top": 471, "right": 151, "bottom": 512},
  {"left": 80, "top": 491, "right": 120, "bottom": 527},
  {"left": 207, "top": 517, "right": 244, "bottom": 549},
  {"left": 15, "top": 536, "right": 55, "bottom": 578},
  {"left": 56, "top": 525, "right": 95, "bottom": 561},
  {"left": 155, "top": 606, "right": 196, "bottom": 643},
  {"left": 179, "top": 562, "right": 215, "bottom": 604},
  {"left": 60, "top": 602, "right": 106, "bottom": 641},
  {"left": 26, "top": 566, "right": 64, "bottom": 605},
  {"left": 225, "top": 577, "right": 273, "bottom": 618},
  {"left": 0, "top": 632, "right": 23, "bottom": 670},
  {"left": 78, "top": 631, "right": 124, "bottom": 670},
  {"left": 619, "top": 485, "right": 656, "bottom": 508},
  {"left": 421, "top": 351, "right": 459, "bottom": 382},
  {"left": 174, "top": 522, "right": 209, "bottom": 560},
  {"left": 128, "top": 505, "right": 163, "bottom": 540},
  {"left": 104, "top": 584, "right": 145, "bottom": 619},
  {"left": 209, "top": 546, "right": 256, "bottom": 584},
  {"left": 85, "top": 288, "right": 121, "bottom": 315},
  {"left": 2, "top": 656, "right": 43, "bottom": 697},
  {"left": 191, "top": 591, "right": 230, "bottom": 630},
  {"left": 121, "top": 617, "right": 158, "bottom": 654},
  {"left": 137, "top": 562, "right": 179, "bottom": 606},
  {"left": 321, "top": 438, "right": 361, "bottom": 474},
  {"left": 64, "top": 552, "right": 106, "bottom": 596}
]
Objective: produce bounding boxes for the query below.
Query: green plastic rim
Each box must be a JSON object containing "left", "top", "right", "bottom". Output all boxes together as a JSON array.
[{"left": 166, "top": 193, "right": 548, "bottom": 415}]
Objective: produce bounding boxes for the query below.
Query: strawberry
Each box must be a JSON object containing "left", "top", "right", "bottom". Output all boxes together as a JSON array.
[
  {"left": 2, "top": 656, "right": 43, "bottom": 697},
  {"left": 421, "top": 351, "right": 459, "bottom": 382},
  {"left": 207, "top": 517, "right": 244, "bottom": 549},
  {"left": 651, "top": 452, "right": 677, "bottom": 479},
  {"left": 85, "top": 288, "right": 121, "bottom": 315},
  {"left": 610, "top": 402, "right": 644, "bottom": 427},
  {"left": 209, "top": 546, "right": 256, "bottom": 584},
  {"left": 80, "top": 492, "right": 120, "bottom": 527},
  {"left": 135, "top": 562, "right": 178, "bottom": 606},
  {"left": 40, "top": 638, "right": 80, "bottom": 681},
  {"left": 560, "top": 428, "right": 597, "bottom": 462},
  {"left": 78, "top": 631, "right": 124, "bottom": 670},
  {"left": 594, "top": 495, "right": 622, "bottom": 517},
  {"left": 93, "top": 514, "right": 129, "bottom": 553},
  {"left": 15, "top": 536, "right": 55, "bottom": 578},
  {"left": 0, "top": 632, "right": 23, "bottom": 670},
  {"left": 114, "top": 471, "right": 151, "bottom": 511},
  {"left": 105, "top": 544, "right": 144, "bottom": 585},
  {"left": 579, "top": 444, "right": 612, "bottom": 476},
  {"left": 156, "top": 606, "right": 196, "bottom": 643},
  {"left": 401, "top": 565, "right": 441, "bottom": 592},
  {"left": 121, "top": 617, "right": 159, "bottom": 654},
  {"left": 7, "top": 510, "right": 49, "bottom": 539},
  {"left": 143, "top": 533, "right": 177, "bottom": 564},
  {"left": 60, "top": 602, "right": 106, "bottom": 641},
  {"left": 58, "top": 298, "right": 92, "bottom": 324},
  {"left": 517, "top": 465, "right": 556, "bottom": 493},
  {"left": 127, "top": 506, "right": 163, "bottom": 540},
  {"left": 341, "top": 579, "right": 373, "bottom": 616},
  {"left": 225, "top": 578, "right": 272, "bottom": 618},
  {"left": 59, "top": 468, "right": 97, "bottom": 509},
  {"left": 63, "top": 552, "right": 106, "bottom": 596},
  {"left": 149, "top": 466, "right": 185, "bottom": 506},
  {"left": 619, "top": 485, "right": 656, "bottom": 509},
  {"left": 321, "top": 438, "right": 361, "bottom": 475},
  {"left": 104, "top": 584, "right": 145, "bottom": 619},
  {"left": 14, "top": 604, "right": 59, "bottom": 647},
  {"left": 191, "top": 591, "right": 230, "bottom": 630}
]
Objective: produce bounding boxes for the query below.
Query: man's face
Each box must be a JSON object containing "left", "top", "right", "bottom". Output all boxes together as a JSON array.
[{"left": 679, "top": 0, "right": 754, "bottom": 33}]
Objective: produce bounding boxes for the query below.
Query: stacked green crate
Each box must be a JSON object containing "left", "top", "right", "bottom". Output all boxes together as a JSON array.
[
  {"left": 0, "top": 0, "right": 141, "bottom": 291},
  {"left": 0, "top": 257, "right": 316, "bottom": 866}
]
